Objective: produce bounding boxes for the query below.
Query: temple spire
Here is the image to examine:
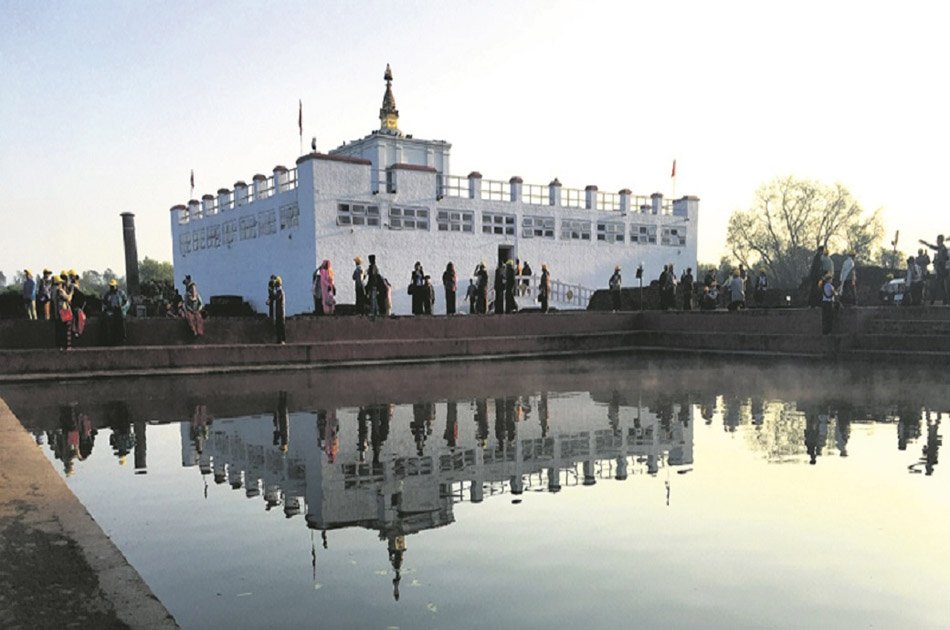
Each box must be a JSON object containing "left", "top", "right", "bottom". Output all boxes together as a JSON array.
[{"left": 379, "top": 63, "right": 401, "bottom": 136}]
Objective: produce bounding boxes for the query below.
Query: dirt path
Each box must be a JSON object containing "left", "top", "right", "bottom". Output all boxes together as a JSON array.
[{"left": 0, "top": 398, "right": 177, "bottom": 629}]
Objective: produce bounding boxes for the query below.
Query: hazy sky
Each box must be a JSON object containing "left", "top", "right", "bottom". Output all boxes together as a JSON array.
[{"left": 2, "top": 0, "right": 948, "bottom": 279}]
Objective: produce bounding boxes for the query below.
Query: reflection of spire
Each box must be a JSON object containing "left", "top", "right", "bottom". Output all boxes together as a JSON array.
[{"left": 387, "top": 534, "right": 406, "bottom": 601}]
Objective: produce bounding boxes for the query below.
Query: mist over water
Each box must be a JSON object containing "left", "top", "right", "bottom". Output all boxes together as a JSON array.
[{"left": 4, "top": 356, "right": 947, "bottom": 629}]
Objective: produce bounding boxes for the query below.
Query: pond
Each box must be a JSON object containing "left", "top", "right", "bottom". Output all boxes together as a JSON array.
[{"left": 3, "top": 356, "right": 948, "bottom": 629}]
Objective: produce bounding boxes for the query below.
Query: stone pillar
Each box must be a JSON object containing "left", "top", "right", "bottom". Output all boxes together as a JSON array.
[
  {"left": 187, "top": 198, "right": 201, "bottom": 221},
  {"left": 133, "top": 421, "right": 147, "bottom": 472},
  {"left": 583, "top": 459, "right": 596, "bottom": 486},
  {"left": 217, "top": 188, "right": 232, "bottom": 212},
  {"left": 120, "top": 212, "right": 141, "bottom": 298},
  {"left": 510, "top": 176, "right": 523, "bottom": 203},
  {"left": 651, "top": 192, "right": 663, "bottom": 215},
  {"left": 252, "top": 174, "right": 267, "bottom": 200},
  {"left": 234, "top": 181, "right": 248, "bottom": 206},
  {"left": 585, "top": 185, "right": 598, "bottom": 210},
  {"left": 547, "top": 467, "right": 561, "bottom": 492},
  {"left": 467, "top": 171, "right": 482, "bottom": 199},
  {"left": 619, "top": 189, "right": 632, "bottom": 214},
  {"left": 201, "top": 193, "right": 214, "bottom": 217},
  {"left": 273, "top": 165, "right": 288, "bottom": 193},
  {"left": 673, "top": 195, "right": 699, "bottom": 218},
  {"left": 548, "top": 178, "right": 562, "bottom": 206}
]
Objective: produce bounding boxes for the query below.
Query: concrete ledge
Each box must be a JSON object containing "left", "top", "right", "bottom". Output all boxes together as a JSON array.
[{"left": 0, "top": 398, "right": 177, "bottom": 628}]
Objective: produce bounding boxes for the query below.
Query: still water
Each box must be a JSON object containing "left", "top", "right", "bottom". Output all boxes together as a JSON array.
[{"left": 4, "top": 357, "right": 949, "bottom": 629}]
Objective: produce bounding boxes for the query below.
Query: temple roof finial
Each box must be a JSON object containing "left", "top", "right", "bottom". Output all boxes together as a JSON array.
[{"left": 379, "top": 63, "right": 401, "bottom": 136}]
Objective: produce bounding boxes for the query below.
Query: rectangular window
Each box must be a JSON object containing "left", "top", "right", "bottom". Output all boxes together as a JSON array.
[
  {"left": 436, "top": 209, "right": 474, "bottom": 233},
  {"left": 206, "top": 225, "right": 222, "bottom": 248},
  {"left": 337, "top": 202, "right": 380, "bottom": 227},
  {"left": 661, "top": 225, "right": 687, "bottom": 246},
  {"left": 179, "top": 233, "right": 192, "bottom": 254},
  {"left": 223, "top": 220, "right": 238, "bottom": 245},
  {"left": 258, "top": 210, "right": 277, "bottom": 236},
  {"left": 279, "top": 204, "right": 300, "bottom": 230},
  {"left": 597, "top": 221, "right": 625, "bottom": 243},
  {"left": 631, "top": 224, "right": 658, "bottom": 244},
  {"left": 561, "top": 218, "right": 591, "bottom": 241},
  {"left": 239, "top": 215, "right": 258, "bottom": 240},
  {"left": 482, "top": 212, "right": 515, "bottom": 236},
  {"left": 390, "top": 206, "right": 429, "bottom": 231},
  {"left": 522, "top": 215, "right": 555, "bottom": 239}
]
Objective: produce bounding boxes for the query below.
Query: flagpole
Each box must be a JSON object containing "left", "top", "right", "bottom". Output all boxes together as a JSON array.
[
  {"left": 298, "top": 99, "right": 303, "bottom": 156},
  {"left": 670, "top": 159, "right": 677, "bottom": 201}
]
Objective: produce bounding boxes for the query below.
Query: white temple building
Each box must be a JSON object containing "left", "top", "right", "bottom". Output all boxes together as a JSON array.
[{"left": 170, "top": 65, "right": 699, "bottom": 316}]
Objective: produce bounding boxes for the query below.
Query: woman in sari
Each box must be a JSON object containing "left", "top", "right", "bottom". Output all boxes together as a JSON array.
[{"left": 320, "top": 260, "right": 336, "bottom": 315}]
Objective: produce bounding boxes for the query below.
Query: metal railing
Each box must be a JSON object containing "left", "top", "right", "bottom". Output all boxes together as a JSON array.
[
  {"left": 523, "top": 183, "right": 548, "bottom": 206},
  {"left": 561, "top": 187, "right": 586, "bottom": 209},
  {"left": 177, "top": 168, "right": 298, "bottom": 224},
  {"left": 480, "top": 178, "right": 511, "bottom": 202}
]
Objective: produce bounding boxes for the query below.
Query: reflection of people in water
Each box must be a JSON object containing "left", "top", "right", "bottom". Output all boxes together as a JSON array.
[
  {"left": 272, "top": 391, "right": 289, "bottom": 452},
  {"left": 53, "top": 404, "right": 80, "bottom": 476},
  {"left": 411, "top": 402, "right": 434, "bottom": 456},
  {"left": 538, "top": 393, "right": 549, "bottom": 438},
  {"left": 608, "top": 391, "right": 621, "bottom": 435},
  {"left": 474, "top": 399, "right": 489, "bottom": 447},
  {"left": 910, "top": 411, "right": 942, "bottom": 476},
  {"left": 835, "top": 405, "right": 852, "bottom": 457},
  {"left": 897, "top": 403, "right": 922, "bottom": 451},
  {"left": 317, "top": 409, "right": 339, "bottom": 463},
  {"left": 444, "top": 401, "right": 458, "bottom": 450},
  {"left": 804, "top": 408, "right": 829, "bottom": 465},
  {"left": 106, "top": 401, "right": 135, "bottom": 466}
]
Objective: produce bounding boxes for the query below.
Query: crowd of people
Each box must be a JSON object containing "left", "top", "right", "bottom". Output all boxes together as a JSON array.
[{"left": 904, "top": 235, "right": 950, "bottom": 307}]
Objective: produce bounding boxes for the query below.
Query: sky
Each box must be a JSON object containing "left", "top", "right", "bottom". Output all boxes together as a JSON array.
[{"left": 2, "top": 0, "right": 948, "bottom": 279}]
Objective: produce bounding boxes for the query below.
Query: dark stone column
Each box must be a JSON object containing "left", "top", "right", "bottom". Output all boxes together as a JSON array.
[{"left": 121, "top": 212, "right": 140, "bottom": 297}]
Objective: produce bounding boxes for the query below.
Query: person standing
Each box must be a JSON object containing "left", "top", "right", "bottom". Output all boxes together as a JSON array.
[
  {"left": 608, "top": 265, "right": 622, "bottom": 311},
  {"left": 422, "top": 275, "right": 435, "bottom": 315},
  {"left": 367, "top": 254, "right": 381, "bottom": 317},
  {"left": 320, "top": 260, "right": 336, "bottom": 315},
  {"left": 311, "top": 266, "right": 322, "bottom": 314},
  {"left": 504, "top": 260, "right": 517, "bottom": 314},
  {"left": 539, "top": 264, "right": 551, "bottom": 313},
  {"left": 52, "top": 276, "right": 72, "bottom": 350},
  {"left": 442, "top": 262, "right": 457, "bottom": 315},
  {"left": 101, "top": 278, "right": 129, "bottom": 346},
  {"left": 410, "top": 261, "right": 425, "bottom": 315},
  {"left": 183, "top": 281, "right": 204, "bottom": 337},
  {"left": 680, "top": 267, "right": 694, "bottom": 311},
  {"left": 353, "top": 256, "right": 367, "bottom": 316},
  {"left": 821, "top": 272, "right": 837, "bottom": 334},
  {"left": 475, "top": 262, "right": 489, "bottom": 314},
  {"left": 36, "top": 269, "right": 53, "bottom": 320},
  {"left": 465, "top": 278, "right": 477, "bottom": 314},
  {"left": 920, "top": 235, "right": 949, "bottom": 305},
  {"left": 271, "top": 276, "right": 286, "bottom": 343},
  {"left": 493, "top": 261, "right": 505, "bottom": 315},
  {"left": 727, "top": 268, "right": 745, "bottom": 311},
  {"left": 520, "top": 261, "right": 532, "bottom": 295},
  {"left": 839, "top": 252, "right": 856, "bottom": 306},
  {"left": 752, "top": 269, "right": 767, "bottom": 307},
  {"left": 22, "top": 269, "right": 37, "bottom": 320},
  {"left": 808, "top": 246, "right": 825, "bottom": 307},
  {"left": 67, "top": 270, "right": 86, "bottom": 338},
  {"left": 905, "top": 256, "right": 924, "bottom": 306},
  {"left": 267, "top": 275, "right": 277, "bottom": 321}
]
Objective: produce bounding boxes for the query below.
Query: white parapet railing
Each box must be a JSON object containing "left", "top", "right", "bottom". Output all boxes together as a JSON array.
[
  {"left": 481, "top": 273, "right": 593, "bottom": 310},
  {"left": 177, "top": 168, "right": 298, "bottom": 224}
]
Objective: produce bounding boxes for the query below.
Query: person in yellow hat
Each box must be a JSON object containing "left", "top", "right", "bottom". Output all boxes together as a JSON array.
[
  {"left": 22, "top": 269, "right": 37, "bottom": 320},
  {"left": 101, "top": 278, "right": 129, "bottom": 345},
  {"left": 51, "top": 275, "right": 72, "bottom": 350}
]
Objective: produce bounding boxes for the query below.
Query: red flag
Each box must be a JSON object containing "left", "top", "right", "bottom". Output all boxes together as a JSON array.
[
  {"left": 190, "top": 169, "right": 194, "bottom": 190},
  {"left": 671, "top": 159, "right": 677, "bottom": 178},
  {"left": 298, "top": 99, "right": 302, "bottom": 136}
]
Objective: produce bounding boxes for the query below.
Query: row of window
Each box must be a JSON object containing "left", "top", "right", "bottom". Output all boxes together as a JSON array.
[
  {"left": 179, "top": 205, "right": 298, "bottom": 254},
  {"left": 336, "top": 202, "right": 686, "bottom": 245}
]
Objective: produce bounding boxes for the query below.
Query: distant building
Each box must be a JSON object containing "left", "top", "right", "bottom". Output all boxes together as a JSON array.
[{"left": 170, "top": 65, "right": 699, "bottom": 315}]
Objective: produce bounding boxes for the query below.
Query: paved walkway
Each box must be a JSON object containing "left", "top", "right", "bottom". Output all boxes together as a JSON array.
[{"left": 0, "top": 398, "right": 177, "bottom": 629}]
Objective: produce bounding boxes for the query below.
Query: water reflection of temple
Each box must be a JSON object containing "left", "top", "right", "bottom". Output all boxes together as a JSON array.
[{"left": 178, "top": 391, "right": 693, "bottom": 596}]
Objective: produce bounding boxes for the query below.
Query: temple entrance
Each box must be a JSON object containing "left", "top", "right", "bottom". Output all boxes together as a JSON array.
[{"left": 498, "top": 245, "right": 514, "bottom": 266}]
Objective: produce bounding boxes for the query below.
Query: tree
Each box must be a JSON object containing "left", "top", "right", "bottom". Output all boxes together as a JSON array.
[
  {"left": 0, "top": 271, "right": 6, "bottom": 289},
  {"left": 139, "top": 257, "right": 173, "bottom": 285},
  {"left": 726, "top": 176, "right": 883, "bottom": 288}
]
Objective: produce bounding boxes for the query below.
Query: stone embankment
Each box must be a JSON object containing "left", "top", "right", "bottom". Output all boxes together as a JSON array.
[{"left": 0, "top": 307, "right": 947, "bottom": 382}]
